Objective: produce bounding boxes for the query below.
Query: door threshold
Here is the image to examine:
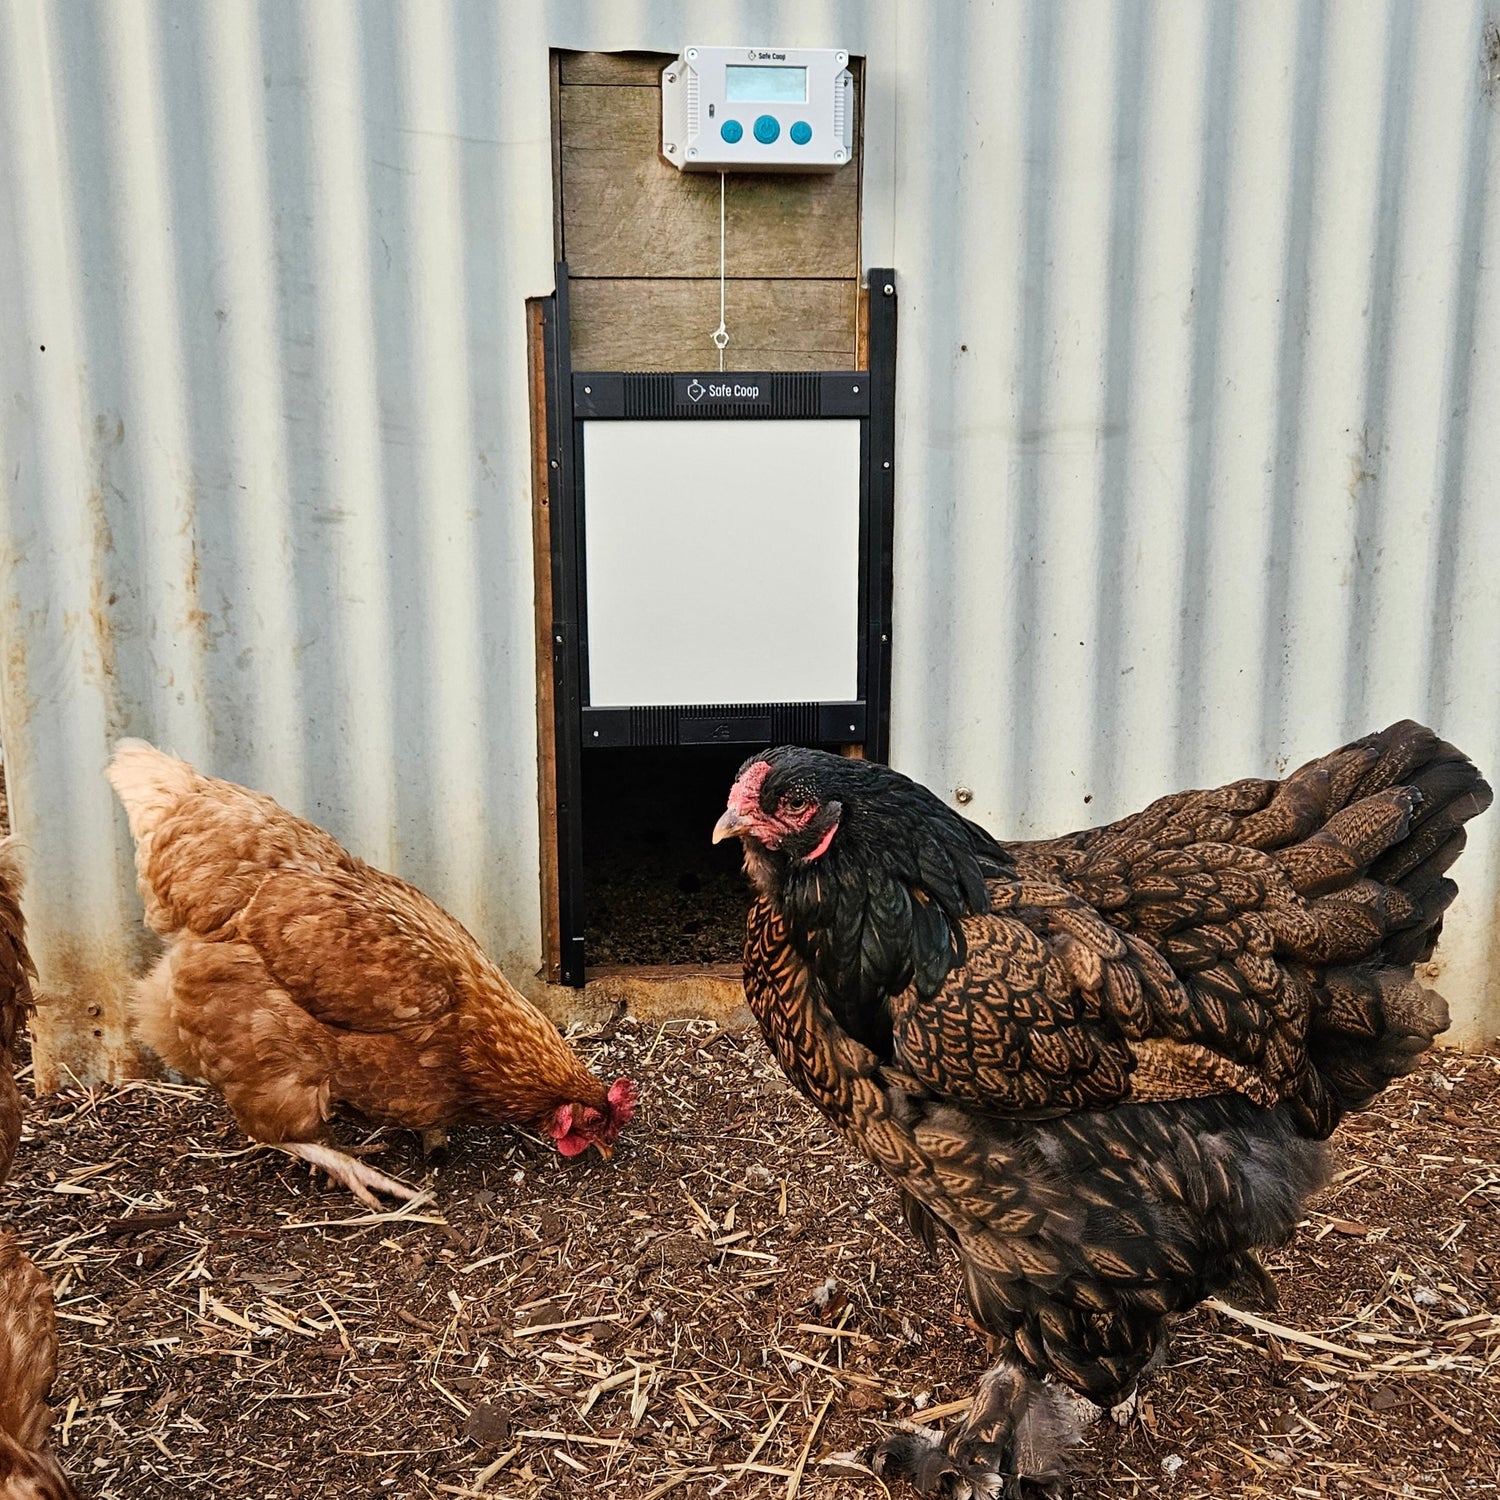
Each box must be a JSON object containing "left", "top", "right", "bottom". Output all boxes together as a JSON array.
[{"left": 581, "top": 962, "right": 750, "bottom": 1029}]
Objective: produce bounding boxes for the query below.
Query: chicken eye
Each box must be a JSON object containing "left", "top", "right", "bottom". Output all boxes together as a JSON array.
[{"left": 781, "top": 795, "right": 811, "bottom": 816}]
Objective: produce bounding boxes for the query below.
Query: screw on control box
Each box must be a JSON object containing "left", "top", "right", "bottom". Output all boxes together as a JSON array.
[{"left": 661, "top": 46, "right": 853, "bottom": 173}]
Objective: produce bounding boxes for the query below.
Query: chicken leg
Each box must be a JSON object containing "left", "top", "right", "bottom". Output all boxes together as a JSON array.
[
  {"left": 869, "top": 1361, "right": 1081, "bottom": 1499},
  {"left": 277, "top": 1142, "right": 421, "bottom": 1211}
]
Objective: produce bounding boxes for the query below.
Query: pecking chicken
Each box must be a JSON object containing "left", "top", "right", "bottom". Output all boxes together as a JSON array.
[
  {"left": 713, "top": 722, "right": 1490, "bottom": 1497},
  {"left": 107, "top": 741, "right": 636, "bottom": 1206}
]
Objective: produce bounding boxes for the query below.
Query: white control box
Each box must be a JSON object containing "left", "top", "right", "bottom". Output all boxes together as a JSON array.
[{"left": 661, "top": 46, "right": 853, "bottom": 173}]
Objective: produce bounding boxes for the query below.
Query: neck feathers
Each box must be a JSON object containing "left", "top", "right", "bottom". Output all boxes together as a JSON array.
[
  {"left": 458, "top": 969, "right": 606, "bottom": 1125},
  {"left": 768, "top": 797, "right": 1006, "bottom": 1060}
]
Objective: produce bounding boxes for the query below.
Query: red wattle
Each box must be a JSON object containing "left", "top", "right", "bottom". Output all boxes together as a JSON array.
[{"left": 804, "top": 821, "right": 840, "bottom": 862}]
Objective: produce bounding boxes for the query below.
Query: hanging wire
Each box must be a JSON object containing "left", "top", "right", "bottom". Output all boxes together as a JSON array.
[{"left": 712, "top": 170, "right": 729, "bottom": 371}]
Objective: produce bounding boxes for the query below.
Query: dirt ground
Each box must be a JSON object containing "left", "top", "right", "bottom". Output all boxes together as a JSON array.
[{"left": 5, "top": 1017, "right": 1498, "bottom": 1500}]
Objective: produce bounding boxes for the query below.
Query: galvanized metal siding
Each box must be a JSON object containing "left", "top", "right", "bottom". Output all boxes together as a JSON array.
[{"left": 0, "top": 2, "right": 1496, "bottom": 1084}]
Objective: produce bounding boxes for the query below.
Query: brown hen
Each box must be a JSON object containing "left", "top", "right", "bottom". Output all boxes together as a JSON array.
[
  {"left": 0, "top": 841, "right": 35, "bottom": 1188},
  {"left": 108, "top": 741, "right": 636, "bottom": 1206},
  {"left": 0, "top": 846, "right": 75, "bottom": 1498},
  {"left": 715, "top": 722, "right": 1490, "bottom": 1497},
  {"left": 0, "top": 1233, "right": 74, "bottom": 1500}
]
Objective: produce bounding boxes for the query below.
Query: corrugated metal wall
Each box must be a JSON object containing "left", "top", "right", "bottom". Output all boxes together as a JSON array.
[
  {"left": 885, "top": 0, "right": 1500, "bottom": 1047},
  {"left": 0, "top": 0, "right": 1496, "bottom": 1083}
]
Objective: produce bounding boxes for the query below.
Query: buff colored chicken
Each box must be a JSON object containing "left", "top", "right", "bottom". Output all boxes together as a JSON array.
[
  {"left": 107, "top": 742, "right": 636, "bottom": 1206},
  {"left": 0, "top": 1232, "right": 74, "bottom": 1500},
  {"left": 0, "top": 842, "right": 76, "bottom": 1499},
  {"left": 0, "top": 841, "right": 32, "bottom": 1188}
]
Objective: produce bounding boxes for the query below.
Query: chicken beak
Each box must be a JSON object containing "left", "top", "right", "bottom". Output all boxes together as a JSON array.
[
  {"left": 713, "top": 806, "right": 750, "bottom": 844},
  {"left": 591, "top": 1140, "right": 614, "bottom": 1161}
]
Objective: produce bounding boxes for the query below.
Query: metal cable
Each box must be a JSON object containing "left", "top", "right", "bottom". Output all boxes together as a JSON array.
[{"left": 712, "top": 170, "right": 729, "bottom": 370}]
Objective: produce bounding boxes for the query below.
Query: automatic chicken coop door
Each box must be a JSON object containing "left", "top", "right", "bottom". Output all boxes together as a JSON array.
[{"left": 542, "top": 266, "right": 897, "bottom": 984}]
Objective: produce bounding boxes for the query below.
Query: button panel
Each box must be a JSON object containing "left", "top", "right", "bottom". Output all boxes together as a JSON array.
[{"left": 661, "top": 48, "right": 856, "bottom": 173}]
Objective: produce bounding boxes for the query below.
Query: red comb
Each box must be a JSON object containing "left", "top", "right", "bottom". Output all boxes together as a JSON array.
[{"left": 607, "top": 1077, "right": 639, "bottom": 1122}]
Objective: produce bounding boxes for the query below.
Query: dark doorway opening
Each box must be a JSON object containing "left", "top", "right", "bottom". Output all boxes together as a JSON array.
[{"left": 581, "top": 746, "right": 753, "bottom": 968}]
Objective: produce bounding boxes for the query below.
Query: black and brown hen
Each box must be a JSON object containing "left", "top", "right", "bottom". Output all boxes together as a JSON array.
[{"left": 712, "top": 722, "right": 1490, "bottom": 1497}]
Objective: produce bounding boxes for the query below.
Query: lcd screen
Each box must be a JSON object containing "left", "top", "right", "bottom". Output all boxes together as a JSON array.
[{"left": 725, "top": 65, "right": 807, "bottom": 103}]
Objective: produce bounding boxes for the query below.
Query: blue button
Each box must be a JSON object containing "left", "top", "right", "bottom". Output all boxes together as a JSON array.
[
  {"left": 790, "top": 120, "right": 812, "bottom": 146},
  {"left": 753, "top": 114, "right": 780, "bottom": 144},
  {"left": 720, "top": 119, "right": 743, "bottom": 144}
]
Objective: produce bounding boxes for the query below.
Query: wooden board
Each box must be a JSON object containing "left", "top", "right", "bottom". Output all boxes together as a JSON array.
[
  {"left": 569, "top": 277, "right": 858, "bottom": 371},
  {"left": 526, "top": 299, "right": 562, "bottom": 983},
  {"left": 582, "top": 966, "right": 750, "bottom": 1029},
  {"left": 559, "top": 85, "right": 860, "bottom": 280},
  {"left": 559, "top": 51, "right": 667, "bottom": 86}
]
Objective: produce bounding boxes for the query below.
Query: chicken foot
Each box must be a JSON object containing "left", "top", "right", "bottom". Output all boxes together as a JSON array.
[
  {"left": 278, "top": 1142, "right": 421, "bottom": 1211},
  {"left": 868, "top": 1361, "right": 1080, "bottom": 1499}
]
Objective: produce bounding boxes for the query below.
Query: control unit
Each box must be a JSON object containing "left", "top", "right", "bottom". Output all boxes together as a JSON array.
[{"left": 661, "top": 46, "right": 853, "bottom": 173}]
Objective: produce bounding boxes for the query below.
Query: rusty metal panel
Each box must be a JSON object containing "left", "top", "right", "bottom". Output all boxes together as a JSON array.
[{"left": 0, "top": 1, "right": 1497, "bottom": 1084}]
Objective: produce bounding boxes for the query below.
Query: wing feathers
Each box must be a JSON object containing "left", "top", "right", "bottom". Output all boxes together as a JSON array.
[{"left": 868, "top": 723, "right": 1488, "bottom": 1129}]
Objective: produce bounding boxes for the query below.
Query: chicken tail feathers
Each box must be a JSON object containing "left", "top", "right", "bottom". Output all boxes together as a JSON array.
[
  {"left": 106, "top": 739, "right": 199, "bottom": 844},
  {"left": 0, "top": 1230, "right": 59, "bottom": 1452},
  {"left": 106, "top": 740, "right": 356, "bottom": 937},
  {"left": 1267, "top": 724, "right": 1487, "bottom": 1134},
  {"left": 0, "top": 838, "right": 27, "bottom": 900},
  {"left": 1371, "top": 740, "right": 1492, "bottom": 967},
  {"left": 0, "top": 837, "right": 35, "bottom": 1052},
  {"left": 1269, "top": 722, "right": 1489, "bottom": 970},
  {"left": 1297, "top": 965, "right": 1449, "bottom": 1134}
]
